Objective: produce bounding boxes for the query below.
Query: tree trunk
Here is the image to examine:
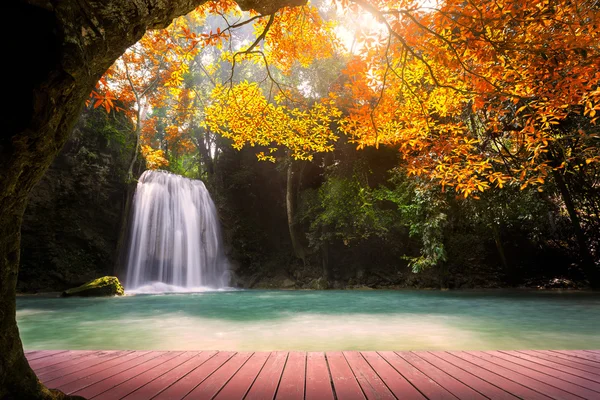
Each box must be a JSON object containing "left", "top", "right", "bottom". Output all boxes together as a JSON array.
[
  {"left": 0, "top": 199, "right": 75, "bottom": 399},
  {"left": 551, "top": 169, "right": 599, "bottom": 287},
  {"left": 2, "top": 1, "right": 305, "bottom": 397},
  {"left": 321, "top": 240, "right": 331, "bottom": 283},
  {"left": 127, "top": 118, "right": 142, "bottom": 181},
  {"left": 491, "top": 223, "right": 509, "bottom": 272},
  {"left": 195, "top": 128, "right": 215, "bottom": 178},
  {"left": 286, "top": 162, "right": 307, "bottom": 263}
]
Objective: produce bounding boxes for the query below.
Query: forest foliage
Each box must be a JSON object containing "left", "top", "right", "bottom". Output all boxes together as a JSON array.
[{"left": 87, "top": 0, "right": 600, "bottom": 285}]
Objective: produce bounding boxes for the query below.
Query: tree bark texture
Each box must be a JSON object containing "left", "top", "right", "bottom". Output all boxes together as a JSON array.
[
  {"left": 1, "top": 0, "right": 305, "bottom": 397},
  {"left": 491, "top": 224, "right": 509, "bottom": 272},
  {"left": 551, "top": 169, "right": 600, "bottom": 287},
  {"left": 286, "top": 161, "right": 309, "bottom": 263}
]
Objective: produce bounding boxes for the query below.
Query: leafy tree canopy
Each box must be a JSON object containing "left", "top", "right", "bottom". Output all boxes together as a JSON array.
[{"left": 94, "top": 0, "right": 600, "bottom": 198}]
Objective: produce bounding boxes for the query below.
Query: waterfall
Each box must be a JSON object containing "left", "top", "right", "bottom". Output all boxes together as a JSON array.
[{"left": 124, "top": 170, "right": 229, "bottom": 292}]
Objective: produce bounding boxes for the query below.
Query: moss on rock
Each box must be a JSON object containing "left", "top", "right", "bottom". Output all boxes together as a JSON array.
[
  {"left": 307, "top": 277, "right": 328, "bottom": 290},
  {"left": 62, "top": 276, "right": 124, "bottom": 297}
]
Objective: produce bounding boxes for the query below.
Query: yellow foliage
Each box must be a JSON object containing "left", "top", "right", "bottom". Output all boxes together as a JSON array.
[
  {"left": 205, "top": 82, "right": 341, "bottom": 161},
  {"left": 95, "top": 0, "right": 600, "bottom": 198},
  {"left": 141, "top": 145, "right": 169, "bottom": 169}
]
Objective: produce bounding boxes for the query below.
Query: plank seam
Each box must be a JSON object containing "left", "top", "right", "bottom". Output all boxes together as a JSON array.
[
  {"left": 466, "top": 351, "right": 589, "bottom": 399},
  {"left": 88, "top": 351, "right": 191, "bottom": 399},
  {"left": 65, "top": 351, "right": 167, "bottom": 395},
  {"left": 503, "top": 351, "right": 600, "bottom": 382},
  {"left": 341, "top": 351, "right": 371, "bottom": 400},
  {"left": 323, "top": 353, "right": 338, "bottom": 400},
  {"left": 394, "top": 352, "right": 462, "bottom": 400},
  {"left": 37, "top": 352, "right": 116, "bottom": 379},
  {"left": 445, "top": 352, "right": 552, "bottom": 400},
  {"left": 26, "top": 350, "right": 70, "bottom": 361},
  {"left": 211, "top": 352, "right": 256, "bottom": 400},
  {"left": 177, "top": 351, "right": 237, "bottom": 400},
  {"left": 59, "top": 351, "right": 152, "bottom": 389},
  {"left": 145, "top": 351, "right": 220, "bottom": 399},
  {"left": 548, "top": 350, "right": 600, "bottom": 364},
  {"left": 269, "top": 352, "right": 289, "bottom": 400},
  {"left": 235, "top": 352, "right": 271, "bottom": 400},
  {"left": 358, "top": 352, "right": 399, "bottom": 400},
  {"left": 33, "top": 351, "right": 102, "bottom": 371},
  {"left": 44, "top": 351, "right": 137, "bottom": 384},
  {"left": 426, "top": 351, "right": 530, "bottom": 400},
  {"left": 413, "top": 351, "right": 515, "bottom": 399},
  {"left": 522, "top": 350, "right": 600, "bottom": 372},
  {"left": 375, "top": 351, "right": 435, "bottom": 400},
  {"left": 303, "top": 352, "right": 308, "bottom": 400}
]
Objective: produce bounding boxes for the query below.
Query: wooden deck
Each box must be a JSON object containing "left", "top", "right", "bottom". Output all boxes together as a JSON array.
[{"left": 26, "top": 350, "right": 600, "bottom": 399}]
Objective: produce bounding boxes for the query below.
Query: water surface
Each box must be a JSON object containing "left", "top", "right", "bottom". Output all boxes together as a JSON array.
[{"left": 17, "top": 290, "right": 600, "bottom": 351}]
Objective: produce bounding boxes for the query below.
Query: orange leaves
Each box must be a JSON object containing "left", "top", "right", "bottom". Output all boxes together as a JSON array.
[
  {"left": 141, "top": 145, "right": 169, "bottom": 169},
  {"left": 90, "top": 90, "right": 119, "bottom": 113},
  {"left": 583, "top": 92, "right": 600, "bottom": 124},
  {"left": 261, "top": 5, "right": 339, "bottom": 74},
  {"left": 330, "top": 0, "right": 600, "bottom": 197},
  {"left": 195, "top": 0, "right": 240, "bottom": 18},
  {"left": 88, "top": 0, "right": 599, "bottom": 198}
]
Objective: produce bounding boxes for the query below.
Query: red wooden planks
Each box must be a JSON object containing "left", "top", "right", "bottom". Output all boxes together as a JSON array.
[
  {"left": 531, "top": 350, "right": 600, "bottom": 370},
  {"left": 552, "top": 350, "right": 600, "bottom": 364},
  {"left": 435, "top": 352, "right": 552, "bottom": 400},
  {"left": 46, "top": 351, "right": 148, "bottom": 391},
  {"left": 343, "top": 351, "right": 394, "bottom": 400},
  {"left": 417, "top": 351, "right": 518, "bottom": 400},
  {"left": 305, "top": 352, "right": 334, "bottom": 400},
  {"left": 472, "top": 351, "right": 600, "bottom": 398},
  {"left": 26, "top": 350, "right": 69, "bottom": 361},
  {"left": 398, "top": 351, "right": 486, "bottom": 399},
  {"left": 73, "top": 351, "right": 186, "bottom": 399},
  {"left": 116, "top": 352, "right": 212, "bottom": 400},
  {"left": 22, "top": 349, "right": 600, "bottom": 399},
  {"left": 499, "top": 351, "right": 600, "bottom": 386},
  {"left": 38, "top": 351, "right": 124, "bottom": 382},
  {"left": 153, "top": 351, "right": 235, "bottom": 400},
  {"left": 379, "top": 351, "right": 456, "bottom": 400},
  {"left": 245, "top": 352, "right": 288, "bottom": 400},
  {"left": 29, "top": 350, "right": 97, "bottom": 370},
  {"left": 454, "top": 351, "right": 582, "bottom": 400},
  {"left": 275, "top": 351, "right": 306, "bottom": 400},
  {"left": 327, "top": 352, "right": 366, "bottom": 400},
  {"left": 184, "top": 352, "right": 252, "bottom": 399},
  {"left": 213, "top": 352, "right": 270, "bottom": 400},
  {"left": 361, "top": 352, "right": 426, "bottom": 400},
  {"left": 34, "top": 351, "right": 107, "bottom": 377},
  {"left": 59, "top": 351, "right": 165, "bottom": 395}
]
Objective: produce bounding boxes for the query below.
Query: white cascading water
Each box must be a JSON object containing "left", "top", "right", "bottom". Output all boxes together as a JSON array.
[{"left": 124, "top": 170, "right": 230, "bottom": 293}]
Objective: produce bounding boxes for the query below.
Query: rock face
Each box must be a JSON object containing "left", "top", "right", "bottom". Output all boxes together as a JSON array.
[
  {"left": 307, "top": 277, "right": 328, "bottom": 290},
  {"left": 281, "top": 278, "right": 297, "bottom": 288},
  {"left": 62, "top": 276, "right": 124, "bottom": 297},
  {"left": 19, "top": 107, "right": 136, "bottom": 293}
]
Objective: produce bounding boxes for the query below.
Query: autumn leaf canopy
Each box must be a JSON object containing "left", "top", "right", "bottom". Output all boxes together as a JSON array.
[{"left": 93, "top": 0, "right": 600, "bottom": 197}]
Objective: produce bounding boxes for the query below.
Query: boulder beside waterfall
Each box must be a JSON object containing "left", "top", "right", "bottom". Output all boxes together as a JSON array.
[{"left": 62, "top": 276, "right": 124, "bottom": 297}]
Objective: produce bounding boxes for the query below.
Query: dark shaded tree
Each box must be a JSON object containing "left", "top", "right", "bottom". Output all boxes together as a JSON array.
[{"left": 1, "top": 0, "right": 303, "bottom": 398}]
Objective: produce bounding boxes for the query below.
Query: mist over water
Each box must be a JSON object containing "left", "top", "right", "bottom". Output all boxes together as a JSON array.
[
  {"left": 124, "top": 170, "right": 229, "bottom": 291},
  {"left": 17, "top": 290, "right": 600, "bottom": 351}
]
